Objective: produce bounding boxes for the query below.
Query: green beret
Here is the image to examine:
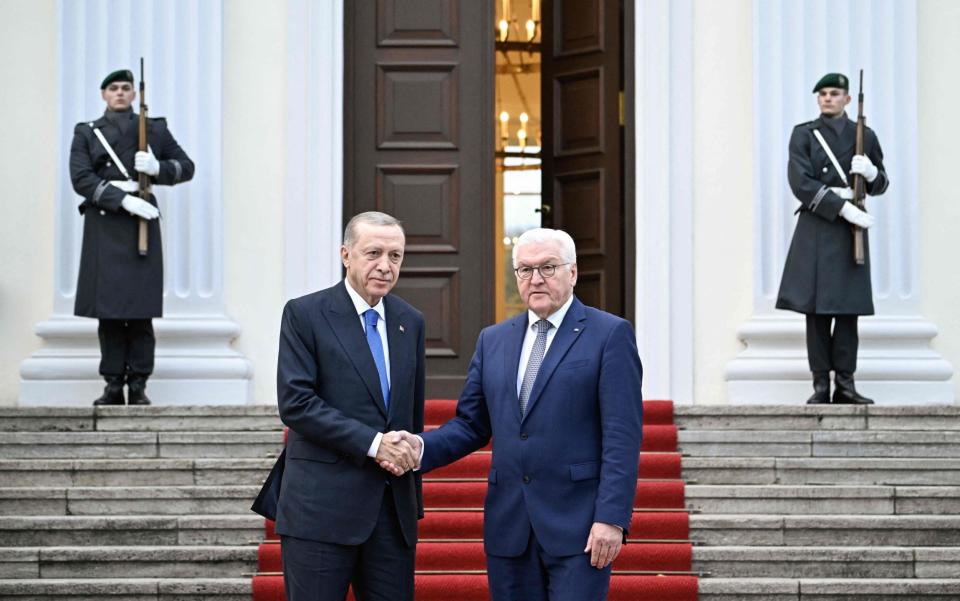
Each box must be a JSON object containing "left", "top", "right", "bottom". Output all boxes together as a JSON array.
[
  {"left": 100, "top": 69, "right": 134, "bottom": 89},
  {"left": 812, "top": 72, "right": 849, "bottom": 93}
]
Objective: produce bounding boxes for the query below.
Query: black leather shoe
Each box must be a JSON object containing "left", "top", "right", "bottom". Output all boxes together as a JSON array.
[
  {"left": 93, "top": 377, "right": 125, "bottom": 406},
  {"left": 833, "top": 371, "right": 874, "bottom": 404},
  {"left": 805, "top": 371, "right": 831, "bottom": 404},
  {"left": 127, "top": 376, "right": 152, "bottom": 406}
]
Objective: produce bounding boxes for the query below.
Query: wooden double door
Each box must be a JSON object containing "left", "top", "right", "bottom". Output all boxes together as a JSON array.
[{"left": 344, "top": 0, "right": 628, "bottom": 397}]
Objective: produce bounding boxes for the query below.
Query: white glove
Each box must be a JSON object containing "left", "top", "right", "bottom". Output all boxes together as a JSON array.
[
  {"left": 839, "top": 201, "right": 874, "bottom": 229},
  {"left": 121, "top": 195, "right": 160, "bottom": 220},
  {"left": 135, "top": 150, "right": 160, "bottom": 176},
  {"left": 108, "top": 180, "right": 139, "bottom": 194},
  {"left": 829, "top": 186, "right": 854, "bottom": 200},
  {"left": 850, "top": 154, "right": 878, "bottom": 182}
]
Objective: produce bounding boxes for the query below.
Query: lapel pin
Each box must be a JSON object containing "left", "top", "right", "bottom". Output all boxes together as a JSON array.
[
  {"left": 573, "top": 328, "right": 580, "bottom": 332},
  {"left": 399, "top": 325, "right": 405, "bottom": 333}
]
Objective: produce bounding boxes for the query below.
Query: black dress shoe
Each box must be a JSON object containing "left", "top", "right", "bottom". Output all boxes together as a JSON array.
[
  {"left": 806, "top": 371, "right": 831, "bottom": 404},
  {"left": 127, "top": 376, "right": 152, "bottom": 406},
  {"left": 93, "top": 378, "right": 125, "bottom": 406},
  {"left": 833, "top": 371, "right": 874, "bottom": 404}
]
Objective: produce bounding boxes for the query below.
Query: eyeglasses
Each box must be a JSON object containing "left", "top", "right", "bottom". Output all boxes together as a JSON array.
[{"left": 514, "top": 263, "right": 570, "bottom": 280}]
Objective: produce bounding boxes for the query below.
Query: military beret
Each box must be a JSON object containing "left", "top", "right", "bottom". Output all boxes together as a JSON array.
[
  {"left": 812, "top": 72, "right": 849, "bottom": 93},
  {"left": 100, "top": 69, "right": 134, "bottom": 89}
]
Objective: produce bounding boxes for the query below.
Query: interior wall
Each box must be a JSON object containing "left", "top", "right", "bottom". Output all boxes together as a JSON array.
[
  {"left": 918, "top": 0, "right": 960, "bottom": 398},
  {"left": 691, "top": 0, "right": 754, "bottom": 404},
  {"left": 0, "top": 0, "right": 56, "bottom": 406},
  {"left": 222, "top": 0, "right": 288, "bottom": 404}
]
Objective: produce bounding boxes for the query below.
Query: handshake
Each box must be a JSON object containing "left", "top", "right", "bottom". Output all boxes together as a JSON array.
[{"left": 375, "top": 430, "right": 422, "bottom": 476}]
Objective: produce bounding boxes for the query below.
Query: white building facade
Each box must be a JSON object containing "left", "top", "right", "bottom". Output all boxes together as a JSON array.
[{"left": 2, "top": 0, "right": 957, "bottom": 407}]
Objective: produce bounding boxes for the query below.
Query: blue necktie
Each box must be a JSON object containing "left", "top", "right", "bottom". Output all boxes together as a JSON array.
[{"left": 364, "top": 309, "right": 390, "bottom": 411}]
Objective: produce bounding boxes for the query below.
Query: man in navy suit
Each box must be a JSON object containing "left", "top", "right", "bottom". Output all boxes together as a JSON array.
[
  {"left": 272, "top": 211, "right": 425, "bottom": 601},
  {"left": 385, "top": 228, "right": 643, "bottom": 601}
]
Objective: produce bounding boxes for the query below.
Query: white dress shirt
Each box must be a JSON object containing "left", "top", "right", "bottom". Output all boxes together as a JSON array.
[
  {"left": 516, "top": 294, "right": 575, "bottom": 396},
  {"left": 343, "top": 280, "right": 391, "bottom": 459}
]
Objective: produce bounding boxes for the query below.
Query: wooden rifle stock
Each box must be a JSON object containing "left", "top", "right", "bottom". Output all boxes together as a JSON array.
[
  {"left": 137, "top": 57, "right": 149, "bottom": 256},
  {"left": 852, "top": 69, "right": 866, "bottom": 265}
]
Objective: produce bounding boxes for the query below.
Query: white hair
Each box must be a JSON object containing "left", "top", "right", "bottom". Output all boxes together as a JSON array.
[
  {"left": 343, "top": 211, "right": 404, "bottom": 248},
  {"left": 512, "top": 228, "right": 577, "bottom": 268}
]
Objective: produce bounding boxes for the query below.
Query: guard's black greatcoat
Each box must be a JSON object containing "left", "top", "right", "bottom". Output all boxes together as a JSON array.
[
  {"left": 70, "top": 111, "right": 194, "bottom": 319},
  {"left": 776, "top": 114, "right": 889, "bottom": 316}
]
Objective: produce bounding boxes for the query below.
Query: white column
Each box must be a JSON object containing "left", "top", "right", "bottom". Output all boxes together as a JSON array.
[
  {"left": 20, "top": 0, "right": 252, "bottom": 405},
  {"left": 634, "top": 0, "right": 695, "bottom": 403},
  {"left": 284, "top": 0, "right": 344, "bottom": 300},
  {"left": 726, "top": 0, "right": 954, "bottom": 404}
]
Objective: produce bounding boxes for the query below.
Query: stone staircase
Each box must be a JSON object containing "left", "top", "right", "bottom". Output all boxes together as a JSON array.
[{"left": 0, "top": 405, "right": 958, "bottom": 600}]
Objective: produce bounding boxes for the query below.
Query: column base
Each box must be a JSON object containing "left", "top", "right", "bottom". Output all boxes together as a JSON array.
[
  {"left": 19, "top": 315, "right": 253, "bottom": 406},
  {"left": 725, "top": 315, "right": 955, "bottom": 405}
]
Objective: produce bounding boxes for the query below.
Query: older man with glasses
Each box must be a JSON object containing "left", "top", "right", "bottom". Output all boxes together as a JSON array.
[{"left": 383, "top": 228, "right": 644, "bottom": 601}]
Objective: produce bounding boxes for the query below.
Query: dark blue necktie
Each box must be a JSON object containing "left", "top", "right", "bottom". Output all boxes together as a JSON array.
[{"left": 364, "top": 309, "right": 390, "bottom": 411}]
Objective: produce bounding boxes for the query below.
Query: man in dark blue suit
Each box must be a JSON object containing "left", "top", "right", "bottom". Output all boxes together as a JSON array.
[
  {"left": 269, "top": 211, "right": 425, "bottom": 601},
  {"left": 385, "top": 228, "right": 643, "bottom": 601}
]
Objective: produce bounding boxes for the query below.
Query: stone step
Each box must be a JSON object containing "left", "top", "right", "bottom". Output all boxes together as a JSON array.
[
  {"left": 0, "top": 432, "right": 283, "bottom": 460},
  {"left": 692, "top": 546, "right": 959, "bottom": 579},
  {"left": 0, "top": 407, "right": 282, "bottom": 433},
  {"left": 0, "top": 578, "right": 251, "bottom": 600},
  {"left": 1, "top": 578, "right": 959, "bottom": 601},
  {"left": 691, "top": 514, "right": 960, "bottom": 547},
  {"left": 0, "top": 487, "right": 258, "bottom": 516},
  {"left": 698, "top": 578, "right": 960, "bottom": 601},
  {"left": 0, "top": 515, "right": 264, "bottom": 547},
  {"left": 0, "top": 546, "right": 257, "bottom": 579},
  {"left": 685, "top": 485, "right": 960, "bottom": 515},
  {"left": 683, "top": 457, "right": 960, "bottom": 485},
  {"left": 0, "top": 458, "right": 275, "bottom": 488},
  {"left": 678, "top": 430, "right": 960, "bottom": 458},
  {"left": 675, "top": 405, "right": 960, "bottom": 432}
]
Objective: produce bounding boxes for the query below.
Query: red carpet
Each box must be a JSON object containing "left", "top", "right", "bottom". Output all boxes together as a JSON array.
[{"left": 255, "top": 399, "right": 697, "bottom": 600}]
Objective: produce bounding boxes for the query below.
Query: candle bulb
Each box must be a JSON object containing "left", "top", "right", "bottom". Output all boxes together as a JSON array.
[
  {"left": 517, "top": 128, "right": 527, "bottom": 150},
  {"left": 532, "top": 0, "right": 540, "bottom": 21},
  {"left": 498, "top": 19, "right": 509, "bottom": 42},
  {"left": 525, "top": 19, "right": 536, "bottom": 41},
  {"left": 519, "top": 112, "right": 529, "bottom": 126},
  {"left": 499, "top": 111, "right": 510, "bottom": 141}
]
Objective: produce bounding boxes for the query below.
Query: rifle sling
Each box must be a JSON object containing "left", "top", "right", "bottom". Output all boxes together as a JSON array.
[
  {"left": 91, "top": 126, "right": 132, "bottom": 181},
  {"left": 812, "top": 129, "right": 849, "bottom": 186}
]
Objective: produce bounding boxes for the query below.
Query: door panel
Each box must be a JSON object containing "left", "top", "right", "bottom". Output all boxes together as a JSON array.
[
  {"left": 542, "top": 0, "right": 623, "bottom": 316},
  {"left": 345, "top": 0, "right": 494, "bottom": 397}
]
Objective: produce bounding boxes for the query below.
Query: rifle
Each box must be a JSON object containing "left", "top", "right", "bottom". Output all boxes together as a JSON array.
[
  {"left": 851, "top": 69, "right": 866, "bottom": 265},
  {"left": 137, "top": 57, "right": 149, "bottom": 256}
]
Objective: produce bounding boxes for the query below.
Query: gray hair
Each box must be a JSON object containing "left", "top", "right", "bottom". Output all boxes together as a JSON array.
[
  {"left": 512, "top": 228, "right": 577, "bottom": 268},
  {"left": 343, "top": 211, "right": 404, "bottom": 248}
]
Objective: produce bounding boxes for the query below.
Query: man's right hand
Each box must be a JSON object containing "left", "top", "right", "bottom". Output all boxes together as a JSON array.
[
  {"left": 121, "top": 195, "right": 160, "bottom": 220},
  {"left": 839, "top": 201, "right": 874, "bottom": 229},
  {"left": 376, "top": 431, "right": 418, "bottom": 476}
]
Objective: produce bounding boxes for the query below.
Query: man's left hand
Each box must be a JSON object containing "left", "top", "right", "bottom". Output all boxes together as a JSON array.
[
  {"left": 850, "top": 154, "right": 878, "bottom": 182},
  {"left": 583, "top": 522, "right": 623, "bottom": 569},
  {"left": 135, "top": 150, "right": 160, "bottom": 176}
]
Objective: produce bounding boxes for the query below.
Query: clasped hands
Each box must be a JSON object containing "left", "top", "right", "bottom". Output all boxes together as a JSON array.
[{"left": 375, "top": 430, "right": 422, "bottom": 476}]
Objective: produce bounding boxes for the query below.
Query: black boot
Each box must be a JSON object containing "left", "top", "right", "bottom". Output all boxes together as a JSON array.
[
  {"left": 833, "top": 371, "right": 874, "bottom": 404},
  {"left": 93, "top": 377, "right": 125, "bottom": 406},
  {"left": 806, "top": 371, "right": 831, "bottom": 404},
  {"left": 127, "top": 376, "right": 152, "bottom": 406}
]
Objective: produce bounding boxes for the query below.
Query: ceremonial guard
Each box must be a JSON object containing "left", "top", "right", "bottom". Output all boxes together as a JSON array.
[
  {"left": 777, "top": 72, "right": 889, "bottom": 404},
  {"left": 70, "top": 69, "right": 194, "bottom": 405}
]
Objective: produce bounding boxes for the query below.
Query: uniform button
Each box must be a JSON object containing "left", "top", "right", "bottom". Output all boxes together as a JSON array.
[
  {"left": 520, "top": 433, "right": 528, "bottom": 440},
  {"left": 822, "top": 167, "right": 828, "bottom": 173},
  {"left": 523, "top": 475, "right": 530, "bottom": 484},
  {"left": 99, "top": 210, "right": 105, "bottom": 215},
  {"left": 107, "top": 161, "right": 112, "bottom": 166}
]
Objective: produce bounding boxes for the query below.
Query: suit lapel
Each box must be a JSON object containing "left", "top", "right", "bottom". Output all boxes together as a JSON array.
[
  {"left": 325, "top": 282, "right": 388, "bottom": 418},
  {"left": 384, "top": 296, "right": 410, "bottom": 421},
  {"left": 521, "top": 297, "right": 587, "bottom": 423},
  {"left": 504, "top": 313, "right": 528, "bottom": 423}
]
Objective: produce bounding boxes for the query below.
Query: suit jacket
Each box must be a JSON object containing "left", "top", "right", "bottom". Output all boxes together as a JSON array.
[
  {"left": 420, "top": 296, "right": 643, "bottom": 558},
  {"left": 777, "top": 114, "right": 889, "bottom": 316},
  {"left": 262, "top": 281, "right": 425, "bottom": 547},
  {"left": 70, "top": 111, "right": 194, "bottom": 319}
]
